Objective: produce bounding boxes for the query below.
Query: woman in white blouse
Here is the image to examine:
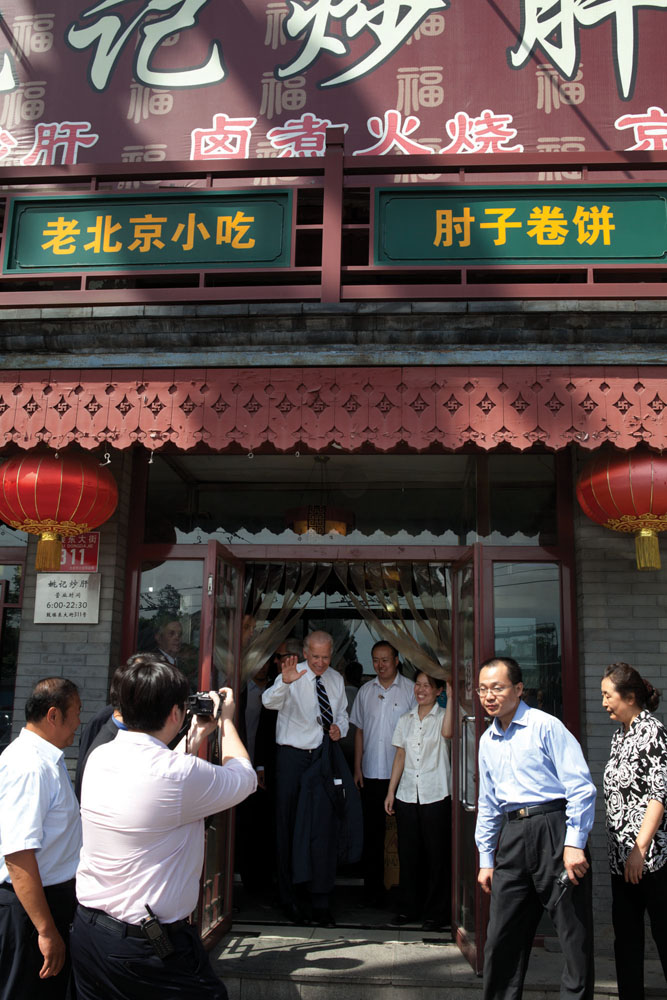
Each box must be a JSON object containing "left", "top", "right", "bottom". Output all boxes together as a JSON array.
[{"left": 384, "top": 672, "right": 452, "bottom": 931}]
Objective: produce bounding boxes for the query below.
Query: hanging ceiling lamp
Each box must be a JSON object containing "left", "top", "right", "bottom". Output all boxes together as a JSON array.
[
  {"left": 576, "top": 449, "right": 667, "bottom": 571},
  {"left": 0, "top": 450, "right": 119, "bottom": 570},
  {"left": 285, "top": 456, "right": 354, "bottom": 537}
]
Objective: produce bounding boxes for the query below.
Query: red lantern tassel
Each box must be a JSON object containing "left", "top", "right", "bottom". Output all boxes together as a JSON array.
[
  {"left": 635, "top": 529, "right": 661, "bottom": 572},
  {"left": 36, "top": 531, "right": 63, "bottom": 572}
]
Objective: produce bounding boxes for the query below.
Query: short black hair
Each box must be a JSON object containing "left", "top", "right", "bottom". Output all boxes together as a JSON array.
[
  {"left": 118, "top": 656, "right": 189, "bottom": 733},
  {"left": 109, "top": 653, "right": 164, "bottom": 709},
  {"left": 479, "top": 656, "right": 523, "bottom": 686},
  {"left": 25, "top": 677, "right": 79, "bottom": 722},
  {"left": 371, "top": 641, "right": 399, "bottom": 659}
]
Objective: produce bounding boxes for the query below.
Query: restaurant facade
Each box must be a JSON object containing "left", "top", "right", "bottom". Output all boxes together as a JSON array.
[{"left": 0, "top": 0, "right": 667, "bottom": 970}]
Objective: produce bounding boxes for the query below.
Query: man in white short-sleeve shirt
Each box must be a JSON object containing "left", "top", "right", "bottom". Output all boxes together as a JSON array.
[
  {"left": 71, "top": 654, "right": 256, "bottom": 1000},
  {"left": 0, "top": 676, "right": 82, "bottom": 1000},
  {"left": 350, "top": 642, "right": 414, "bottom": 907}
]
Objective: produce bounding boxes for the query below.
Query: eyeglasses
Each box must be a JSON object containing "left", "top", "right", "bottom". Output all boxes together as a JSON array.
[{"left": 475, "top": 684, "right": 513, "bottom": 698}]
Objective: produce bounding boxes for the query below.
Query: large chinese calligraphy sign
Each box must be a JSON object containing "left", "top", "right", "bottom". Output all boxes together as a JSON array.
[
  {"left": 0, "top": 2, "right": 665, "bottom": 168},
  {"left": 375, "top": 185, "right": 667, "bottom": 265},
  {"left": 3, "top": 192, "right": 292, "bottom": 272}
]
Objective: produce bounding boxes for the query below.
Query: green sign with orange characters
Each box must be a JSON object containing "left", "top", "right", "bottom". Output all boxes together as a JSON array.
[
  {"left": 374, "top": 185, "right": 667, "bottom": 266},
  {"left": 4, "top": 191, "right": 292, "bottom": 273}
]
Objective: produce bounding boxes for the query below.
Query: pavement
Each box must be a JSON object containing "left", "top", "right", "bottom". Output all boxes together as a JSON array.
[{"left": 212, "top": 904, "right": 666, "bottom": 1000}]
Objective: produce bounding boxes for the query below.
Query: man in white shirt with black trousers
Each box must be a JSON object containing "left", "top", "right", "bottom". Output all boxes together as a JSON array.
[
  {"left": 71, "top": 654, "right": 256, "bottom": 1000},
  {"left": 350, "top": 641, "right": 415, "bottom": 908},
  {"left": 262, "top": 630, "right": 349, "bottom": 926},
  {"left": 0, "top": 676, "right": 82, "bottom": 1000}
]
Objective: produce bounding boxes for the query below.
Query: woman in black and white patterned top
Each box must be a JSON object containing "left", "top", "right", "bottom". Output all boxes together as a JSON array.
[{"left": 601, "top": 661, "right": 667, "bottom": 1000}]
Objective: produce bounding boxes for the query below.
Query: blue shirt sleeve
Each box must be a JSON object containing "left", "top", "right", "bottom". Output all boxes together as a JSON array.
[
  {"left": 543, "top": 721, "right": 597, "bottom": 849},
  {"left": 475, "top": 733, "right": 504, "bottom": 868}
]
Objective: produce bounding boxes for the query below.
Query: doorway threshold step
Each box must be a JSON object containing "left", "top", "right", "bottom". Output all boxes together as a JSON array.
[{"left": 212, "top": 929, "right": 665, "bottom": 999}]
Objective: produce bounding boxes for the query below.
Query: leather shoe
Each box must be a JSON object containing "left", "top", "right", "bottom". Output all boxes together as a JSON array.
[
  {"left": 312, "top": 907, "right": 336, "bottom": 928},
  {"left": 282, "top": 902, "right": 307, "bottom": 924}
]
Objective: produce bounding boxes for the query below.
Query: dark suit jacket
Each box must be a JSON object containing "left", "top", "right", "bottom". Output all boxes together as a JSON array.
[
  {"left": 74, "top": 711, "right": 118, "bottom": 799},
  {"left": 75, "top": 704, "right": 113, "bottom": 799},
  {"left": 291, "top": 735, "right": 363, "bottom": 893},
  {"left": 238, "top": 682, "right": 277, "bottom": 783}
]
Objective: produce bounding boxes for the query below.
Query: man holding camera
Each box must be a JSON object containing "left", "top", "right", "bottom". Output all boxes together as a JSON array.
[{"left": 71, "top": 655, "right": 256, "bottom": 999}]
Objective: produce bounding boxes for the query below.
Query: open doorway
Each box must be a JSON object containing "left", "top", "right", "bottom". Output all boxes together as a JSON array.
[{"left": 233, "top": 559, "right": 453, "bottom": 931}]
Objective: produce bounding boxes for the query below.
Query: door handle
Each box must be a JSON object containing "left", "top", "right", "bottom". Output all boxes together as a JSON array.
[{"left": 461, "top": 714, "right": 477, "bottom": 812}]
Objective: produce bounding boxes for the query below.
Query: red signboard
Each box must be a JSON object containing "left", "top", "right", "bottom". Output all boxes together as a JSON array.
[
  {"left": 0, "top": 2, "right": 665, "bottom": 168},
  {"left": 60, "top": 532, "right": 100, "bottom": 573}
]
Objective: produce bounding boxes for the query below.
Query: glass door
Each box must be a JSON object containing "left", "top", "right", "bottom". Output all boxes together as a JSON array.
[
  {"left": 451, "top": 545, "right": 487, "bottom": 974},
  {"left": 197, "top": 541, "right": 245, "bottom": 941}
]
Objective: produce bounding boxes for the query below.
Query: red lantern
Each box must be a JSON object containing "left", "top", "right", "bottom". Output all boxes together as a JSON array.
[
  {"left": 0, "top": 452, "right": 118, "bottom": 571},
  {"left": 576, "top": 450, "right": 667, "bottom": 571}
]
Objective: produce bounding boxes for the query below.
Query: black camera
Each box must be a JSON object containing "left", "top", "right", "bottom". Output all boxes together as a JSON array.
[{"left": 187, "top": 691, "right": 222, "bottom": 718}]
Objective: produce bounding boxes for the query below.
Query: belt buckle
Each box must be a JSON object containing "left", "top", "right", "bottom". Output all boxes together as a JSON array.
[{"left": 517, "top": 806, "right": 528, "bottom": 819}]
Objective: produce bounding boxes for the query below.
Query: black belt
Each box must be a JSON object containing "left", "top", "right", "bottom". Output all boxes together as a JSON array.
[
  {"left": 77, "top": 904, "right": 188, "bottom": 939},
  {"left": 506, "top": 799, "right": 566, "bottom": 821}
]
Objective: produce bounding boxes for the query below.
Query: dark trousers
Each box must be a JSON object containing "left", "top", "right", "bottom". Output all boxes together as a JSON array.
[
  {"left": 483, "top": 809, "right": 594, "bottom": 1000},
  {"left": 275, "top": 744, "right": 319, "bottom": 906},
  {"left": 611, "top": 864, "right": 667, "bottom": 1000},
  {"left": 70, "top": 907, "right": 226, "bottom": 1000},
  {"left": 395, "top": 796, "right": 451, "bottom": 923},
  {"left": 360, "top": 778, "right": 389, "bottom": 901},
  {"left": 0, "top": 879, "right": 76, "bottom": 1000},
  {"left": 236, "top": 785, "right": 275, "bottom": 894}
]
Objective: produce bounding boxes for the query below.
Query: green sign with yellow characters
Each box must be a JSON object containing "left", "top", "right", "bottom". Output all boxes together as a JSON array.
[
  {"left": 374, "top": 185, "right": 667, "bottom": 266},
  {"left": 4, "top": 191, "right": 293, "bottom": 273}
]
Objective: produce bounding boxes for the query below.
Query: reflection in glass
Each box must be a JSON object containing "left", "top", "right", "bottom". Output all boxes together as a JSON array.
[
  {"left": 137, "top": 561, "right": 203, "bottom": 691},
  {"left": 0, "top": 571, "right": 21, "bottom": 753},
  {"left": 454, "top": 561, "right": 477, "bottom": 944},
  {"left": 493, "top": 562, "right": 562, "bottom": 718}
]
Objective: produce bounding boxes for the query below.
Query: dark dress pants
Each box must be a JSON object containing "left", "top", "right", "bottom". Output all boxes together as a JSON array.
[
  {"left": 395, "top": 796, "right": 451, "bottom": 924},
  {"left": 275, "top": 744, "right": 317, "bottom": 906},
  {"left": 0, "top": 879, "right": 76, "bottom": 1000},
  {"left": 611, "top": 863, "right": 667, "bottom": 1000},
  {"left": 360, "top": 778, "right": 389, "bottom": 902},
  {"left": 70, "top": 907, "right": 226, "bottom": 1000},
  {"left": 483, "top": 810, "right": 594, "bottom": 1000}
]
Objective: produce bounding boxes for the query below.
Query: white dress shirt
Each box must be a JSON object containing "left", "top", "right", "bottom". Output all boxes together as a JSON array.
[
  {"left": 76, "top": 729, "right": 256, "bottom": 923},
  {"left": 392, "top": 704, "right": 451, "bottom": 805},
  {"left": 0, "top": 728, "right": 82, "bottom": 886},
  {"left": 350, "top": 673, "right": 416, "bottom": 779},
  {"left": 262, "top": 663, "right": 349, "bottom": 750}
]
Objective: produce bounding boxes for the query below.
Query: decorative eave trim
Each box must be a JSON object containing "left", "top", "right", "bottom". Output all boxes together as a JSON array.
[{"left": 0, "top": 366, "right": 664, "bottom": 454}]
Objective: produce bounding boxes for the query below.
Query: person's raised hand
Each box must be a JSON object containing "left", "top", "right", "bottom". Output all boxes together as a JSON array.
[{"left": 281, "top": 654, "right": 307, "bottom": 685}]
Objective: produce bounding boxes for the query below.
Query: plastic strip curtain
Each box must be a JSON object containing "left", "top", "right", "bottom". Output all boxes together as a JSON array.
[
  {"left": 241, "top": 562, "right": 333, "bottom": 682},
  {"left": 333, "top": 562, "right": 450, "bottom": 680}
]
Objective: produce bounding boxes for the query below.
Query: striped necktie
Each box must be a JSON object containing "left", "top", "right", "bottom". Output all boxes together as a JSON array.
[{"left": 315, "top": 676, "right": 333, "bottom": 733}]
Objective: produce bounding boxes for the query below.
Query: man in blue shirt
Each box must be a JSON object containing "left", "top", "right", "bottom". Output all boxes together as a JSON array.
[{"left": 475, "top": 656, "right": 596, "bottom": 1000}]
